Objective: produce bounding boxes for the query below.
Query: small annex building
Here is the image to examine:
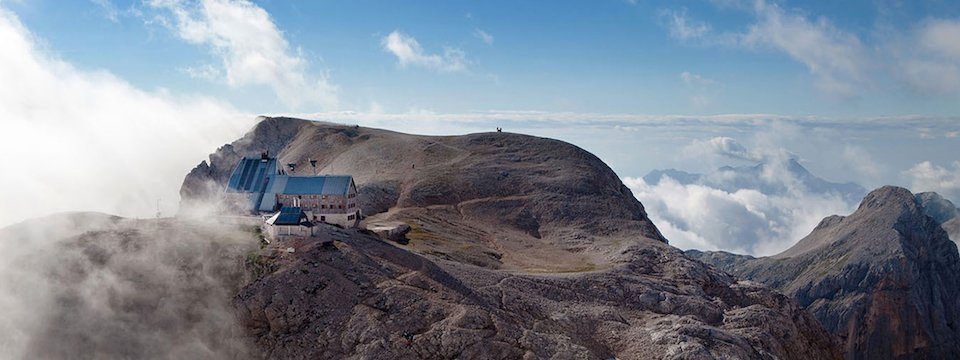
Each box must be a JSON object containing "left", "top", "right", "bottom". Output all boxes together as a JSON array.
[
  {"left": 225, "top": 152, "right": 362, "bottom": 229},
  {"left": 263, "top": 207, "right": 333, "bottom": 244}
]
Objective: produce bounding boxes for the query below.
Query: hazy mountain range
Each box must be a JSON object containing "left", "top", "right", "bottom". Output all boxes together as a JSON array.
[{"left": 643, "top": 158, "right": 867, "bottom": 203}]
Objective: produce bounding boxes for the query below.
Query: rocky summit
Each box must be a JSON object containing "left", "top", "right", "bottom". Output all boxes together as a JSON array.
[
  {"left": 690, "top": 186, "right": 960, "bottom": 359},
  {"left": 177, "top": 116, "right": 841, "bottom": 359}
]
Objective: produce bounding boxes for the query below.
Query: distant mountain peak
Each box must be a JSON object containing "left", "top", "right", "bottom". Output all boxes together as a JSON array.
[
  {"left": 690, "top": 185, "right": 960, "bottom": 359},
  {"left": 643, "top": 158, "right": 866, "bottom": 202}
]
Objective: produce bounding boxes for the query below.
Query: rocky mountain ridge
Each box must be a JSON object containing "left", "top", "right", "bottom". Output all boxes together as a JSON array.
[
  {"left": 177, "top": 116, "right": 842, "bottom": 359},
  {"left": 689, "top": 186, "right": 960, "bottom": 359},
  {"left": 181, "top": 116, "right": 667, "bottom": 272}
]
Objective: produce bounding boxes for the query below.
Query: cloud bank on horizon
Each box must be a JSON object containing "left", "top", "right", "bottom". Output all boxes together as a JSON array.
[{"left": 623, "top": 136, "right": 862, "bottom": 255}]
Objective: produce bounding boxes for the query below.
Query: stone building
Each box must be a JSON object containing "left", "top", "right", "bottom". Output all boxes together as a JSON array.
[{"left": 225, "top": 153, "right": 361, "bottom": 228}]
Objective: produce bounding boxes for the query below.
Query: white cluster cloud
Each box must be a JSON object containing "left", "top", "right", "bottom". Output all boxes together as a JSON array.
[
  {"left": 625, "top": 172, "right": 854, "bottom": 256},
  {"left": 663, "top": 8, "right": 711, "bottom": 41},
  {"left": 683, "top": 136, "right": 758, "bottom": 162},
  {"left": 0, "top": 5, "right": 253, "bottom": 227},
  {"left": 665, "top": 1, "right": 868, "bottom": 99},
  {"left": 474, "top": 29, "right": 494, "bottom": 46},
  {"left": 741, "top": 1, "right": 868, "bottom": 99},
  {"left": 381, "top": 30, "right": 468, "bottom": 72},
  {"left": 148, "top": 0, "right": 338, "bottom": 109},
  {"left": 897, "top": 19, "right": 960, "bottom": 94},
  {"left": 628, "top": 135, "right": 860, "bottom": 256},
  {"left": 665, "top": 2, "right": 960, "bottom": 98},
  {"left": 906, "top": 161, "right": 960, "bottom": 203}
]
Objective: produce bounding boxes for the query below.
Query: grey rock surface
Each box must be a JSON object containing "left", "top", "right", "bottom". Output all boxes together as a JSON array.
[
  {"left": 236, "top": 225, "right": 839, "bottom": 360},
  {"left": 181, "top": 116, "right": 667, "bottom": 272},
  {"left": 690, "top": 186, "right": 960, "bottom": 359},
  {"left": 177, "top": 116, "right": 842, "bottom": 359}
]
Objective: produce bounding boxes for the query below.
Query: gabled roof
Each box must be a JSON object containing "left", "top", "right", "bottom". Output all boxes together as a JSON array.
[
  {"left": 225, "top": 157, "right": 278, "bottom": 193},
  {"left": 270, "top": 175, "right": 355, "bottom": 196},
  {"left": 265, "top": 206, "right": 312, "bottom": 226}
]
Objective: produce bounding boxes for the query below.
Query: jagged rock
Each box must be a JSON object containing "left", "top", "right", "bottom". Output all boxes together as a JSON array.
[{"left": 690, "top": 186, "right": 960, "bottom": 359}]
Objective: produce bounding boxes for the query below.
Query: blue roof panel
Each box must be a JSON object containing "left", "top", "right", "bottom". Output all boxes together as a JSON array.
[
  {"left": 281, "top": 175, "right": 353, "bottom": 195},
  {"left": 225, "top": 157, "right": 278, "bottom": 193},
  {"left": 274, "top": 206, "right": 305, "bottom": 225}
]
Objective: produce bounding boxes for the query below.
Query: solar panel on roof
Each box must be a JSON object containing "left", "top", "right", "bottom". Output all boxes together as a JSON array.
[{"left": 273, "top": 206, "right": 305, "bottom": 225}]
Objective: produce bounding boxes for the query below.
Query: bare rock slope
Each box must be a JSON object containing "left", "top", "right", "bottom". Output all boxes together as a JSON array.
[
  {"left": 181, "top": 116, "right": 840, "bottom": 359},
  {"left": 689, "top": 186, "right": 960, "bottom": 359},
  {"left": 182, "top": 116, "right": 666, "bottom": 272}
]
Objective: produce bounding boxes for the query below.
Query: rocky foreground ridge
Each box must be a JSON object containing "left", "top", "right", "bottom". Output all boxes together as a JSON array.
[
  {"left": 690, "top": 186, "right": 960, "bottom": 359},
  {"left": 175, "top": 116, "right": 841, "bottom": 359}
]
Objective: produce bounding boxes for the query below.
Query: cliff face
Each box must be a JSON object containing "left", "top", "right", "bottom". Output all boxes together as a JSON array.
[
  {"left": 181, "top": 116, "right": 841, "bottom": 359},
  {"left": 690, "top": 186, "right": 960, "bottom": 359}
]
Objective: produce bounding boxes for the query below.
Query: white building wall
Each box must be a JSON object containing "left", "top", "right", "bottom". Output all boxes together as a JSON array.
[{"left": 304, "top": 210, "right": 361, "bottom": 227}]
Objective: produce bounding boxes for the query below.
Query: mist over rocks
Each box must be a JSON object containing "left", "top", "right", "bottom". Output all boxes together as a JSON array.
[
  {"left": 916, "top": 191, "right": 960, "bottom": 242},
  {"left": 0, "top": 213, "right": 258, "bottom": 359},
  {"left": 690, "top": 186, "right": 960, "bottom": 359}
]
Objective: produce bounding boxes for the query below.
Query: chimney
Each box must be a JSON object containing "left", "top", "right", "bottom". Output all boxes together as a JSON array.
[{"left": 309, "top": 159, "right": 318, "bottom": 175}]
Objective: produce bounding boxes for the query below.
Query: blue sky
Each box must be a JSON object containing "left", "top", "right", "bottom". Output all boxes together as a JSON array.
[
  {"left": 8, "top": 0, "right": 960, "bottom": 116},
  {"left": 0, "top": 0, "right": 959, "bottom": 253}
]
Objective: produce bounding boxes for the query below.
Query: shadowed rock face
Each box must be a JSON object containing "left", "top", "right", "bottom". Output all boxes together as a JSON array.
[
  {"left": 179, "top": 117, "right": 841, "bottom": 359},
  {"left": 690, "top": 186, "right": 960, "bottom": 359}
]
